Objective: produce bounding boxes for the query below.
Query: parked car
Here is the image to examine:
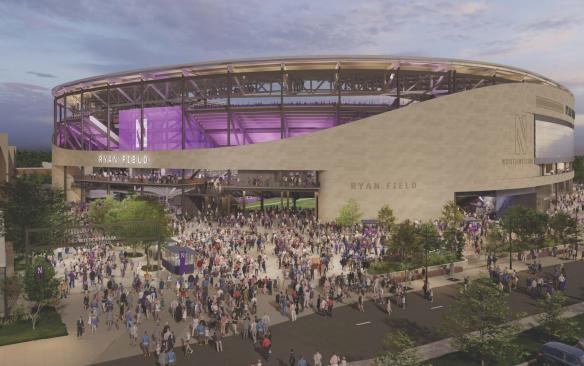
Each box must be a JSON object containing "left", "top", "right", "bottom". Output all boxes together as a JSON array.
[{"left": 538, "top": 342, "right": 584, "bottom": 365}]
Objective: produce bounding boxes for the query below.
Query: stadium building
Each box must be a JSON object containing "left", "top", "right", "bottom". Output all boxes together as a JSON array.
[{"left": 51, "top": 56, "right": 576, "bottom": 220}]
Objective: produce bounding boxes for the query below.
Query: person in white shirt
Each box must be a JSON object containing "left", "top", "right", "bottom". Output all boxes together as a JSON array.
[{"left": 313, "top": 351, "right": 322, "bottom": 366}]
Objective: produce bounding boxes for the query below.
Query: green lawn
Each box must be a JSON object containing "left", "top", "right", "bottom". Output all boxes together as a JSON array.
[
  {"left": 0, "top": 307, "right": 68, "bottom": 346},
  {"left": 425, "top": 313, "right": 584, "bottom": 365},
  {"left": 244, "top": 197, "right": 315, "bottom": 210}
]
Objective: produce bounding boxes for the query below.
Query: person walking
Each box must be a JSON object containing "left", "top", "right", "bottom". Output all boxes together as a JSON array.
[
  {"left": 357, "top": 293, "right": 364, "bottom": 312},
  {"left": 214, "top": 330, "right": 223, "bottom": 352},
  {"left": 330, "top": 352, "right": 340, "bottom": 366},
  {"left": 386, "top": 298, "right": 392, "bottom": 318},
  {"left": 290, "top": 302, "right": 297, "bottom": 322},
  {"left": 289, "top": 348, "right": 296, "bottom": 366},
  {"left": 76, "top": 316, "right": 85, "bottom": 337},
  {"left": 140, "top": 331, "right": 150, "bottom": 357},
  {"left": 313, "top": 350, "right": 323, "bottom": 366},
  {"left": 298, "top": 355, "right": 308, "bottom": 366},
  {"left": 262, "top": 336, "right": 272, "bottom": 360}
]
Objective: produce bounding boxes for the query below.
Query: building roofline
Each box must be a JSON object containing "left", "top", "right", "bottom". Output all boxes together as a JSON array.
[{"left": 52, "top": 55, "right": 571, "bottom": 97}]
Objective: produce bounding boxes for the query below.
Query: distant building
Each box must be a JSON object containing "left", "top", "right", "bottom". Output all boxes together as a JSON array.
[{"left": 0, "top": 133, "right": 16, "bottom": 184}]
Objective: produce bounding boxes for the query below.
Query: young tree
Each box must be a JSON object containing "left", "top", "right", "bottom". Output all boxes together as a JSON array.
[
  {"left": 378, "top": 205, "right": 396, "bottom": 235},
  {"left": 549, "top": 212, "right": 577, "bottom": 246},
  {"left": 374, "top": 330, "right": 423, "bottom": 366},
  {"left": 99, "top": 198, "right": 171, "bottom": 269},
  {"left": 484, "top": 226, "right": 506, "bottom": 257},
  {"left": 447, "top": 277, "right": 521, "bottom": 366},
  {"left": 415, "top": 222, "right": 442, "bottom": 284},
  {"left": 24, "top": 257, "right": 59, "bottom": 330},
  {"left": 537, "top": 291, "right": 581, "bottom": 343},
  {"left": 441, "top": 200, "right": 464, "bottom": 230},
  {"left": 336, "top": 199, "right": 363, "bottom": 227},
  {"left": 390, "top": 220, "right": 417, "bottom": 261}
]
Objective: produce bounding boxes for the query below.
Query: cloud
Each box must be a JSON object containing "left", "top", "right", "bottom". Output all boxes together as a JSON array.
[
  {"left": 27, "top": 71, "right": 56, "bottom": 78},
  {"left": 523, "top": 17, "right": 581, "bottom": 32},
  {"left": 0, "top": 82, "right": 52, "bottom": 149}
]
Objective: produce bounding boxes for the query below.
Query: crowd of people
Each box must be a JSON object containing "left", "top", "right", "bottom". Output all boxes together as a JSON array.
[{"left": 48, "top": 183, "right": 584, "bottom": 365}]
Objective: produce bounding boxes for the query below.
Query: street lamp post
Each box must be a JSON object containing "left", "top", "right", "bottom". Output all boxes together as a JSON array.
[{"left": 508, "top": 230, "right": 513, "bottom": 270}]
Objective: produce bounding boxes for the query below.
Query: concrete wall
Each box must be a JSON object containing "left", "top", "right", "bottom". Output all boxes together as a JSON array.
[{"left": 52, "top": 82, "right": 574, "bottom": 222}]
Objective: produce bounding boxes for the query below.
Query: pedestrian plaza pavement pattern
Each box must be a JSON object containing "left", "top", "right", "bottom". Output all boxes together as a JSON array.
[{"left": 88, "top": 259, "right": 584, "bottom": 366}]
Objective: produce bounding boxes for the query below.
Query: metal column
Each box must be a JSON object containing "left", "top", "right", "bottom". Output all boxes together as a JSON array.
[
  {"left": 227, "top": 69, "right": 232, "bottom": 146},
  {"left": 106, "top": 84, "right": 111, "bottom": 151},
  {"left": 80, "top": 91, "right": 84, "bottom": 150},
  {"left": 140, "top": 80, "right": 145, "bottom": 151},
  {"left": 280, "top": 65, "right": 285, "bottom": 139},
  {"left": 336, "top": 66, "right": 341, "bottom": 126},
  {"left": 395, "top": 69, "right": 400, "bottom": 108},
  {"left": 64, "top": 95, "right": 68, "bottom": 148},
  {"left": 53, "top": 98, "right": 57, "bottom": 145},
  {"left": 181, "top": 76, "right": 186, "bottom": 149}
]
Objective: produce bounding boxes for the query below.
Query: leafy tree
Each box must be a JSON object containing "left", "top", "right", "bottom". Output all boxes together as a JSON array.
[
  {"left": 537, "top": 291, "right": 581, "bottom": 343},
  {"left": 441, "top": 200, "right": 464, "bottom": 230},
  {"left": 15, "top": 150, "right": 51, "bottom": 168},
  {"left": 374, "top": 330, "right": 423, "bottom": 366},
  {"left": 24, "top": 257, "right": 59, "bottom": 329},
  {"left": 573, "top": 156, "right": 584, "bottom": 183},
  {"left": 443, "top": 226, "right": 464, "bottom": 260},
  {"left": 484, "top": 226, "right": 506, "bottom": 257},
  {"left": 390, "top": 220, "right": 417, "bottom": 261},
  {"left": 378, "top": 205, "right": 396, "bottom": 235},
  {"left": 96, "top": 197, "right": 172, "bottom": 269},
  {"left": 0, "top": 273, "right": 22, "bottom": 315},
  {"left": 549, "top": 212, "right": 577, "bottom": 246},
  {"left": 0, "top": 175, "right": 71, "bottom": 254},
  {"left": 501, "top": 207, "right": 548, "bottom": 268},
  {"left": 336, "top": 199, "right": 362, "bottom": 227},
  {"left": 447, "top": 277, "right": 521, "bottom": 366},
  {"left": 415, "top": 222, "right": 442, "bottom": 283}
]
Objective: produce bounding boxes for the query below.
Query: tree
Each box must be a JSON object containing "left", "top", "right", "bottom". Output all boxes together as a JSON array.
[
  {"left": 390, "top": 220, "right": 417, "bottom": 261},
  {"left": 0, "top": 273, "right": 22, "bottom": 315},
  {"left": 441, "top": 200, "right": 464, "bottom": 231},
  {"left": 15, "top": 150, "right": 51, "bottom": 168},
  {"left": 378, "top": 205, "right": 396, "bottom": 235},
  {"left": 0, "top": 175, "right": 71, "bottom": 254},
  {"left": 447, "top": 277, "right": 521, "bottom": 366},
  {"left": 537, "top": 291, "right": 581, "bottom": 343},
  {"left": 374, "top": 330, "right": 423, "bottom": 366},
  {"left": 549, "top": 212, "right": 577, "bottom": 246},
  {"left": 24, "top": 257, "right": 59, "bottom": 329},
  {"left": 484, "top": 226, "right": 506, "bottom": 257},
  {"left": 336, "top": 199, "right": 362, "bottom": 227},
  {"left": 415, "top": 222, "right": 442, "bottom": 285},
  {"left": 95, "top": 197, "right": 172, "bottom": 269}
]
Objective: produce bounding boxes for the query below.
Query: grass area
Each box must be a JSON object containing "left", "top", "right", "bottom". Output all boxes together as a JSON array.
[
  {"left": 244, "top": 197, "right": 315, "bottom": 210},
  {"left": 425, "top": 313, "right": 584, "bottom": 365},
  {"left": 0, "top": 307, "right": 68, "bottom": 346}
]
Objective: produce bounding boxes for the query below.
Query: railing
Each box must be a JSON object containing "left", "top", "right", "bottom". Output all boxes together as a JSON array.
[
  {"left": 211, "top": 178, "right": 319, "bottom": 189},
  {"left": 75, "top": 175, "right": 205, "bottom": 186}
]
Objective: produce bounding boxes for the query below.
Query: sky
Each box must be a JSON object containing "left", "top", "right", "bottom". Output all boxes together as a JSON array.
[{"left": 0, "top": 0, "right": 583, "bottom": 151}]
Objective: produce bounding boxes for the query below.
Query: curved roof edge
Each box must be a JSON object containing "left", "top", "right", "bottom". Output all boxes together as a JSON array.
[{"left": 52, "top": 55, "right": 571, "bottom": 97}]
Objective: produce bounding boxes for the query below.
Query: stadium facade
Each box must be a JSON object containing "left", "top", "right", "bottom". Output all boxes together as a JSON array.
[{"left": 51, "top": 56, "right": 576, "bottom": 221}]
